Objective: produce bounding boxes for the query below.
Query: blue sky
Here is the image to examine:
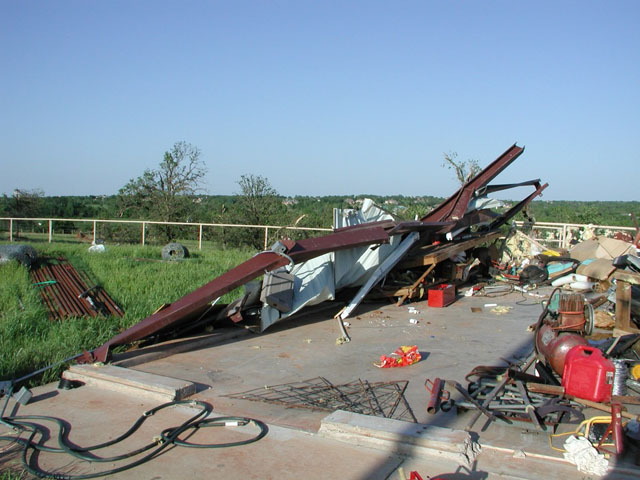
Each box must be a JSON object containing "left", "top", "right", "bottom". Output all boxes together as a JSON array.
[{"left": 1, "top": 1, "right": 638, "bottom": 201}]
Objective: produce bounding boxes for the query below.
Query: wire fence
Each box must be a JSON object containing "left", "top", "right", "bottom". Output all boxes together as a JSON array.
[{"left": 0, "top": 217, "right": 332, "bottom": 250}]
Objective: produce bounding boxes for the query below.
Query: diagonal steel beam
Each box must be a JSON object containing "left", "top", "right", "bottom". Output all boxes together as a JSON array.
[
  {"left": 87, "top": 226, "right": 391, "bottom": 362},
  {"left": 487, "top": 182, "right": 548, "bottom": 231},
  {"left": 422, "top": 144, "right": 524, "bottom": 223}
]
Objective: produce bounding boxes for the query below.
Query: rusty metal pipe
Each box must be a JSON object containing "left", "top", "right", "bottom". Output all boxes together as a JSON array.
[
  {"left": 610, "top": 402, "right": 624, "bottom": 455},
  {"left": 425, "top": 378, "right": 446, "bottom": 414}
]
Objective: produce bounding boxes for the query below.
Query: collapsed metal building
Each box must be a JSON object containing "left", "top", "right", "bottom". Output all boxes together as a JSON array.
[{"left": 82, "top": 144, "right": 548, "bottom": 363}]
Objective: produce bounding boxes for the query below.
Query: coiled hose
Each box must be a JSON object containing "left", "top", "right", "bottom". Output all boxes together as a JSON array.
[{"left": 0, "top": 399, "right": 268, "bottom": 479}]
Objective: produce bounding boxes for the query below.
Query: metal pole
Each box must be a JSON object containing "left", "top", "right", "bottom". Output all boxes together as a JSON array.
[
  {"left": 9, "top": 218, "right": 13, "bottom": 242},
  {"left": 562, "top": 224, "right": 567, "bottom": 249},
  {"left": 264, "top": 227, "right": 269, "bottom": 250},
  {"left": 48, "top": 219, "right": 52, "bottom": 243},
  {"left": 142, "top": 222, "right": 146, "bottom": 246},
  {"left": 199, "top": 224, "right": 203, "bottom": 251},
  {"left": 93, "top": 220, "right": 97, "bottom": 244}
]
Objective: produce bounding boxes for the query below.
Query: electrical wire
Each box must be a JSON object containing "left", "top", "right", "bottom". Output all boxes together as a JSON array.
[{"left": 0, "top": 399, "right": 268, "bottom": 479}]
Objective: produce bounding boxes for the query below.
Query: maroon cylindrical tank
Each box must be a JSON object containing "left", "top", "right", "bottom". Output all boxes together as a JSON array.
[{"left": 535, "top": 323, "right": 589, "bottom": 375}]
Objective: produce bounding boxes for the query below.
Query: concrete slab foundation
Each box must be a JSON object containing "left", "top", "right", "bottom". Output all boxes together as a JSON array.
[{"left": 3, "top": 288, "right": 639, "bottom": 479}]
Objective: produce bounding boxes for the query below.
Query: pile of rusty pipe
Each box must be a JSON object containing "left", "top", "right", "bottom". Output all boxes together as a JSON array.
[
  {"left": 30, "top": 259, "right": 123, "bottom": 320},
  {"left": 64, "top": 262, "right": 124, "bottom": 317}
]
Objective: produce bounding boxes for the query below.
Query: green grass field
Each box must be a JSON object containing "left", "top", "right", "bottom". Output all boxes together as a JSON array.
[{"left": 0, "top": 242, "right": 253, "bottom": 386}]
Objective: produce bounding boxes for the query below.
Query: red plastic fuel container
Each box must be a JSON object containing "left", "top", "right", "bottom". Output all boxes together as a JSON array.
[{"left": 561, "top": 345, "right": 615, "bottom": 403}]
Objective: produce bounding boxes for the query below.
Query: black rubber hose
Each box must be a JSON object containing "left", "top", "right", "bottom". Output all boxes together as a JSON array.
[
  {"left": 167, "top": 416, "right": 268, "bottom": 448},
  {"left": 0, "top": 400, "right": 268, "bottom": 479}
]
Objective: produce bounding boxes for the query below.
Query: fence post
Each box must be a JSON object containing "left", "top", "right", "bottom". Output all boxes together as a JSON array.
[
  {"left": 264, "top": 227, "right": 269, "bottom": 250},
  {"left": 141, "top": 222, "right": 146, "bottom": 246},
  {"left": 561, "top": 224, "right": 567, "bottom": 249},
  {"left": 48, "top": 220, "right": 53, "bottom": 243},
  {"left": 93, "top": 220, "right": 97, "bottom": 244},
  {"left": 199, "top": 224, "right": 203, "bottom": 251},
  {"left": 9, "top": 218, "right": 13, "bottom": 242}
]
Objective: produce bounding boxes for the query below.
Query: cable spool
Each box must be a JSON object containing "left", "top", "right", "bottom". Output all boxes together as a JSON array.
[{"left": 161, "top": 242, "right": 190, "bottom": 261}]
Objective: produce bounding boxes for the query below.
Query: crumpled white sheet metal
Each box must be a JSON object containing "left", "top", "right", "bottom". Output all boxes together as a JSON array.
[
  {"left": 465, "top": 196, "right": 504, "bottom": 213},
  {"left": 260, "top": 199, "right": 401, "bottom": 331}
]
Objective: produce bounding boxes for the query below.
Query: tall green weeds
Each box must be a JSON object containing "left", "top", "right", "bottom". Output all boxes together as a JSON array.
[{"left": 0, "top": 242, "right": 252, "bottom": 386}]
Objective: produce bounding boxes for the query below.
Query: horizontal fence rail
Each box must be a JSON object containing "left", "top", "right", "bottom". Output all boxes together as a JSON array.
[
  {"left": 514, "top": 221, "right": 636, "bottom": 249},
  {"left": 1, "top": 217, "right": 636, "bottom": 251},
  {"left": 0, "top": 217, "right": 332, "bottom": 250}
]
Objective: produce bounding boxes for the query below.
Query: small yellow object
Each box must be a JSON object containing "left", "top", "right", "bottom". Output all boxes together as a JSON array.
[
  {"left": 632, "top": 364, "right": 640, "bottom": 380},
  {"left": 491, "top": 306, "right": 513, "bottom": 315}
]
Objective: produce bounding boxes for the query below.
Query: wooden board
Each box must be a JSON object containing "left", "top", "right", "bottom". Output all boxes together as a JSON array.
[
  {"left": 613, "top": 270, "right": 640, "bottom": 335},
  {"left": 398, "top": 231, "right": 502, "bottom": 269}
]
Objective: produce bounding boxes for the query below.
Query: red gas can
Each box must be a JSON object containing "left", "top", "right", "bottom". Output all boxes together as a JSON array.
[{"left": 562, "top": 345, "right": 614, "bottom": 403}]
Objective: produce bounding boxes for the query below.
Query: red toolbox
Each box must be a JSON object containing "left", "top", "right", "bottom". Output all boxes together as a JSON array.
[{"left": 428, "top": 284, "right": 456, "bottom": 307}]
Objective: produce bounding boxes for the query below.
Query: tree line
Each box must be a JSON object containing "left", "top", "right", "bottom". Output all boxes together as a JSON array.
[{"left": 2, "top": 142, "right": 638, "bottom": 248}]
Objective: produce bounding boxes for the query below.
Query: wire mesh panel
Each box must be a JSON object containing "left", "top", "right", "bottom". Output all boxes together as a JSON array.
[{"left": 224, "top": 377, "right": 417, "bottom": 422}]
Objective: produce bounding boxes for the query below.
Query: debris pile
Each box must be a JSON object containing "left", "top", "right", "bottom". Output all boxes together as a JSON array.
[
  {"left": 83, "top": 143, "right": 551, "bottom": 362},
  {"left": 470, "top": 228, "right": 640, "bottom": 334},
  {"left": 424, "top": 281, "right": 640, "bottom": 470}
]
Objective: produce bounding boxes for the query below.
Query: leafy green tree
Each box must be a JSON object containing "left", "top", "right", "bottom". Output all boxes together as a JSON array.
[
  {"left": 232, "top": 174, "right": 285, "bottom": 249},
  {"left": 117, "top": 141, "right": 206, "bottom": 241},
  {"left": 2, "top": 188, "right": 44, "bottom": 236},
  {"left": 6, "top": 188, "right": 43, "bottom": 218}
]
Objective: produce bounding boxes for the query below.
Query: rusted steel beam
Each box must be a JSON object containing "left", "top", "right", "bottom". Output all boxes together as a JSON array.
[
  {"left": 487, "top": 182, "right": 548, "bottom": 231},
  {"left": 386, "top": 221, "right": 454, "bottom": 236},
  {"left": 87, "top": 226, "right": 391, "bottom": 362},
  {"left": 286, "top": 226, "right": 390, "bottom": 262},
  {"left": 333, "top": 219, "right": 397, "bottom": 233},
  {"left": 88, "top": 252, "right": 291, "bottom": 362},
  {"left": 422, "top": 144, "right": 524, "bottom": 224}
]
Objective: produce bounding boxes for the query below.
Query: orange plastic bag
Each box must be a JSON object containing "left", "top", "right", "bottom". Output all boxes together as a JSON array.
[{"left": 375, "top": 345, "right": 421, "bottom": 368}]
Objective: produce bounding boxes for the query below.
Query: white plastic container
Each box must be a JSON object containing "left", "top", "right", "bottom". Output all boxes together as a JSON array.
[
  {"left": 569, "top": 281, "right": 596, "bottom": 292},
  {"left": 551, "top": 273, "right": 589, "bottom": 287}
]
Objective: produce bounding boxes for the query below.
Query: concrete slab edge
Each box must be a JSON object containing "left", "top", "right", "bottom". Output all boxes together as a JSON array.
[
  {"left": 319, "top": 411, "right": 640, "bottom": 479},
  {"left": 63, "top": 364, "right": 195, "bottom": 402},
  {"left": 479, "top": 444, "right": 640, "bottom": 480},
  {"left": 319, "top": 410, "right": 479, "bottom": 467}
]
